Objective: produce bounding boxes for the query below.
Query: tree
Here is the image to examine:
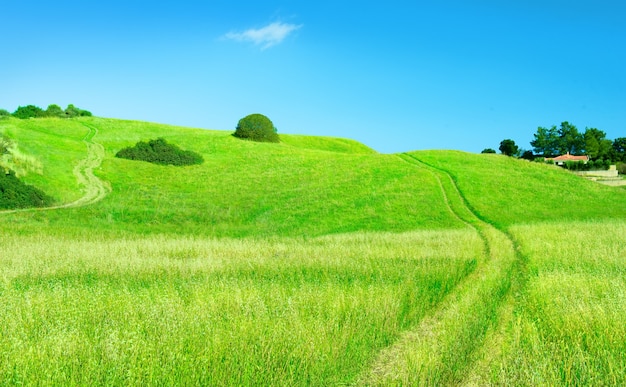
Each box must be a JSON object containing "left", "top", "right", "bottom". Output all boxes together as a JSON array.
[
  {"left": 531, "top": 121, "right": 584, "bottom": 156},
  {"left": 64, "top": 104, "right": 92, "bottom": 117},
  {"left": 499, "top": 139, "right": 519, "bottom": 157},
  {"left": 481, "top": 148, "right": 496, "bottom": 154},
  {"left": 0, "top": 109, "right": 10, "bottom": 119},
  {"left": 557, "top": 121, "right": 584, "bottom": 155},
  {"left": 583, "top": 127, "right": 612, "bottom": 161},
  {"left": 530, "top": 125, "right": 560, "bottom": 157},
  {"left": 520, "top": 150, "right": 534, "bottom": 160},
  {"left": 45, "top": 104, "right": 65, "bottom": 118},
  {"left": 12, "top": 105, "right": 45, "bottom": 119},
  {"left": 233, "top": 113, "right": 279, "bottom": 143},
  {"left": 612, "top": 137, "right": 626, "bottom": 162}
]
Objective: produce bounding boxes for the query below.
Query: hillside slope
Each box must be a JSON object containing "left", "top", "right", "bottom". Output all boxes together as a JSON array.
[
  {"left": 2, "top": 117, "right": 626, "bottom": 236},
  {"left": 1, "top": 117, "right": 625, "bottom": 385},
  {"left": 410, "top": 150, "right": 626, "bottom": 227},
  {"left": 1, "top": 117, "right": 460, "bottom": 236}
]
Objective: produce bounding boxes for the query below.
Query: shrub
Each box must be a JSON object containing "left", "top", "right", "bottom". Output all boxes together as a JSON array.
[
  {"left": 11, "top": 104, "right": 92, "bottom": 119},
  {"left": 115, "top": 138, "right": 204, "bottom": 166},
  {"left": 481, "top": 148, "right": 496, "bottom": 154},
  {"left": 46, "top": 104, "right": 66, "bottom": 118},
  {"left": 233, "top": 114, "right": 279, "bottom": 143},
  {"left": 520, "top": 150, "right": 534, "bottom": 161},
  {"left": 0, "top": 169, "right": 54, "bottom": 209},
  {"left": 64, "top": 104, "right": 92, "bottom": 117},
  {"left": 12, "top": 105, "right": 45, "bottom": 119},
  {"left": 617, "top": 162, "right": 626, "bottom": 175},
  {"left": 0, "top": 109, "right": 10, "bottom": 119}
]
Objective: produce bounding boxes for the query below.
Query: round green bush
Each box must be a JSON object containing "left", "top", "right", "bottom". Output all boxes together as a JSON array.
[{"left": 233, "top": 114, "right": 279, "bottom": 143}]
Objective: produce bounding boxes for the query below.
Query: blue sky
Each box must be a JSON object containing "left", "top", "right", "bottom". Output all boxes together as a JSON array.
[{"left": 2, "top": 1, "right": 624, "bottom": 153}]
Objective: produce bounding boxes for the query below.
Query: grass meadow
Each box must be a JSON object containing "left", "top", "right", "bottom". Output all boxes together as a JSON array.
[
  {"left": 1, "top": 117, "right": 625, "bottom": 384},
  {"left": 0, "top": 230, "right": 480, "bottom": 385}
]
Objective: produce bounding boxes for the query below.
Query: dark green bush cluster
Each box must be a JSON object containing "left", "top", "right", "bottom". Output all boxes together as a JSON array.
[
  {"left": 9, "top": 104, "right": 92, "bottom": 119},
  {"left": 617, "top": 162, "right": 626, "bottom": 175},
  {"left": 115, "top": 138, "right": 204, "bottom": 166},
  {"left": 0, "top": 169, "right": 54, "bottom": 209},
  {"left": 562, "top": 159, "right": 611, "bottom": 171},
  {"left": 233, "top": 114, "right": 279, "bottom": 143}
]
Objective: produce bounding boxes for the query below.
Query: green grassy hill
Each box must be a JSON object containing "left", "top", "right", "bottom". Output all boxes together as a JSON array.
[
  {"left": 1, "top": 117, "right": 464, "bottom": 236},
  {"left": 3, "top": 117, "right": 625, "bottom": 236},
  {"left": 1, "top": 116, "right": 624, "bottom": 385},
  {"left": 411, "top": 150, "right": 626, "bottom": 227}
]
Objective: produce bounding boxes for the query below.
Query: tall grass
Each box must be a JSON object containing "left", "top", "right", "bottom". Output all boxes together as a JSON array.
[
  {"left": 0, "top": 230, "right": 481, "bottom": 385},
  {"left": 484, "top": 221, "right": 626, "bottom": 385},
  {"left": 2, "top": 118, "right": 625, "bottom": 384},
  {"left": 359, "top": 156, "right": 518, "bottom": 385}
]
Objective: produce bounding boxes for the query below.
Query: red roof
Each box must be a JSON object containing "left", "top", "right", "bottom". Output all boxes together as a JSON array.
[{"left": 547, "top": 152, "right": 589, "bottom": 162}]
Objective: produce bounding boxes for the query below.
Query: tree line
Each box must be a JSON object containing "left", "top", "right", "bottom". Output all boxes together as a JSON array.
[
  {"left": 485, "top": 121, "right": 626, "bottom": 163},
  {"left": 0, "top": 104, "right": 92, "bottom": 119}
]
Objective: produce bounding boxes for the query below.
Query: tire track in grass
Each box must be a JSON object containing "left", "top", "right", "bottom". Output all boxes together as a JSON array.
[
  {"left": 0, "top": 122, "right": 110, "bottom": 214},
  {"left": 357, "top": 153, "right": 519, "bottom": 385}
]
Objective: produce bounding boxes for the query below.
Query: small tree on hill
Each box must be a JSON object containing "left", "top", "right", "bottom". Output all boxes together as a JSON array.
[
  {"left": 499, "top": 139, "right": 519, "bottom": 157},
  {"left": 520, "top": 150, "right": 534, "bottom": 160},
  {"left": 65, "top": 104, "right": 92, "bottom": 117},
  {"left": 233, "top": 114, "right": 279, "bottom": 143},
  {"left": 481, "top": 148, "right": 496, "bottom": 154},
  {"left": 12, "top": 105, "right": 45, "bottom": 119},
  {"left": 46, "top": 104, "right": 65, "bottom": 118}
]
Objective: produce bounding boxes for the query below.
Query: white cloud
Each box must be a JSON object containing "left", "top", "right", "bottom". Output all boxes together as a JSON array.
[{"left": 224, "top": 22, "right": 302, "bottom": 49}]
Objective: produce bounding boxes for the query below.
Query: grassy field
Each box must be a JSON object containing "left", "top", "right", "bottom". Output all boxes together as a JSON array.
[{"left": 1, "top": 117, "right": 625, "bottom": 384}]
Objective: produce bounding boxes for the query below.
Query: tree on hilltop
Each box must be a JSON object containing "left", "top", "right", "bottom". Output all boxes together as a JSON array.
[
  {"left": 64, "top": 104, "right": 92, "bottom": 117},
  {"left": 12, "top": 105, "right": 45, "bottom": 119},
  {"left": 583, "top": 128, "right": 612, "bottom": 161},
  {"left": 233, "top": 114, "right": 279, "bottom": 143},
  {"left": 531, "top": 121, "right": 584, "bottom": 156},
  {"left": 46, "top": 104, "right": 66, "bottom": 118},
  {"left": 11, "top": 103, "right": 92, "bottom": 119},
  {"left": 499, "top": 139, "right": 519, "bottom": 157}
]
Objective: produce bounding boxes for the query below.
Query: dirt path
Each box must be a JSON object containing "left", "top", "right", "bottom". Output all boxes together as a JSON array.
[
  {"left": 0, "top": 123, "right": 110, "bottom": 214},
  {"left": 357, "top": 153, "right": 520, "bottom": 385}
]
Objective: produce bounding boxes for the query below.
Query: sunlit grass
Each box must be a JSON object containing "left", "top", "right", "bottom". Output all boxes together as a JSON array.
[
  {"left": 474, "top": 221, "right": 626, "bottom": 385},
  {"left": 0, "top": 117, "right": 90, "bottom": 202},
  {"left": 0, "top": 230, "right": 480, "bottom": 385},
  {"left": 2, "top": 117, "right": 464, "bottom": 237},
  {"left": 411, "top": 150, "right": 626, "bottom": 227},
  {"left": 2, "top": 118, "right": 626, "bottom": 384}
]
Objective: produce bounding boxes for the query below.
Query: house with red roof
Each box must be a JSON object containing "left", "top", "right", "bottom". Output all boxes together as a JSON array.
[{"left": 545, "top": 152, "right": 589, "bottom": 166}]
